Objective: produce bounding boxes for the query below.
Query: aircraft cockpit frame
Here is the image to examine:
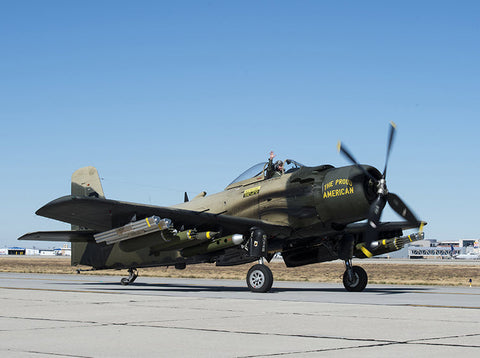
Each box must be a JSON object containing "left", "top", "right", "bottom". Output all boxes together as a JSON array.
[{"left": 226, "top": 159, "right": 304, "bottom": 189}]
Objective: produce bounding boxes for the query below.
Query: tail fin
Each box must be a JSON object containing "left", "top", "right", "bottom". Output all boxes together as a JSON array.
[
  {"left": 71, "top": 166, "right": 105, "bottom": 267},
  {"left": 71, "top": 166, "right": 105, "bottom": 199},
  {"left": 71, "top": 166, "right": 105, "bottom": 232}
]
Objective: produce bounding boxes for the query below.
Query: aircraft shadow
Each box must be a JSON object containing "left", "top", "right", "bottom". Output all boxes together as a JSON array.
[{"left": 68, "top": 280, "right": 430, "bottom": 294}]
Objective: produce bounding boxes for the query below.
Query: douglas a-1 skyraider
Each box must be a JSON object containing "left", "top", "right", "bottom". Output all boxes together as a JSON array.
[{"left": 20, "top": 123, "right": 425, "bottom": 292}]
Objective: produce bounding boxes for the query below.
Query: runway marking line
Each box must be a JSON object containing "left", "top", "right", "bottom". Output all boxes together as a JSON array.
[
  {"left": 0, "top": 275, "right": 106, "bottom": 284},
  {"left": 411, "top": 290, "right": 480, "bottom": 296},
  {"left": 406, "top": 304, "right": 480, "bottom": 309}
]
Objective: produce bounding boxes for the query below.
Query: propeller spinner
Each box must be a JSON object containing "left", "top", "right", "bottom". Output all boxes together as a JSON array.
[{"left": 338, "top": 122, "right": 421, "bottom": 249}]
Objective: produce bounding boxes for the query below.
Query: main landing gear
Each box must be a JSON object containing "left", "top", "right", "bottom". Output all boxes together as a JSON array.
[
  {"left": 246, "top": 263, "right": 273, "bottom": 293},
  {"left": 246, "top": 229, "right": 273, "bottom": 293},
  {"left": 120, "top": 268, "right": 138, "bottom": 286},
  {"left": 343, "top": 260, "right": 368, "bottom": 292}
]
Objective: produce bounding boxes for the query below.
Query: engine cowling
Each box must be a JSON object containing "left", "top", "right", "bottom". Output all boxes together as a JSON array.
[{"left": 314, "top": 165, "right": 381, "bottom": 225}]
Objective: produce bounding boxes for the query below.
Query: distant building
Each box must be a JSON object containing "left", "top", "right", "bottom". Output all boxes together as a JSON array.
[
  {"left": 408, "top": 239, "right": 479, "bottom": 259},
  {"left": 26, "top": 249, "right": 40, "bottom": 255},
  {"left": 7, "top": 247, "right": 26, "bottom": 255},
  {"left": 40, "top": 250, "right": 56, "bottom": 256},
  {"left": 0, "top": 244, "right": 71, "bottom": 256},
  {"left": 57, "top": 244, "right": 71, "bottom": 256}
]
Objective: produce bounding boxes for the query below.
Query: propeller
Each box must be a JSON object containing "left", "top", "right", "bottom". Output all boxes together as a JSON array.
[{"left": 338, "top": 122, "right": 420, "bottom": 252}]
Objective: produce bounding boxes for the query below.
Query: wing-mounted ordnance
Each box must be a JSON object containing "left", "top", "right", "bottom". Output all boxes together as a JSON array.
[
  {"left": 354, "top": 231, "right": 424, "bottom": 258},
  {"left": 92, "top": 215, "right": 246, "bottom": 256},
  {"left": 181, "top": 234, "right": 245, "bottom": 257},
  {"left": 94, "top": 216, "right": 171, "bottom": 245},
  {"left": 120, "top": 228, "right": 220, "bottom": 253}
]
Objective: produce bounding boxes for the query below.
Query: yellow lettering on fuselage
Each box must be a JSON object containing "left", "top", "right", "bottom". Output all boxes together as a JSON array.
[
  {"left": 243, "top": 186, "right": 261, "bottom": 198},
  {"left": 323, "top": 180, "right": 334, "bottom": 191},
  {"left": 323, "top": 178, "right": 354, "bottom": 199},
  {"left": 334, "top": 178, "right": 353, "bottom": 187},
  {"left": 323, "top": 186, "right": 354, "bottom": 199}
]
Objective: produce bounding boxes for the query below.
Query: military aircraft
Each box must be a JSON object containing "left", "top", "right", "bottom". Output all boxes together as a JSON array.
[{"left": 19, "top": 122, "right": 425, "bottom": 292}]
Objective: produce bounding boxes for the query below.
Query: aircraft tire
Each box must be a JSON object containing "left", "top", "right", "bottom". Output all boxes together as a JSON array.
[
  {"left": 120, "top": 278, "right": 130, "bottom": 286},
  {"left": 343, "top": 266, "right": 368, "bottom": 292},
  {"left": 246, "top": 264, "right": 273, "bottom": 293}
]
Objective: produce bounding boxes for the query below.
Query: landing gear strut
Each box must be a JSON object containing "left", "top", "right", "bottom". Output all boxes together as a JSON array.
[
  {"left": 120, "top": 268, "right": 138, "bottom": 286},
  {"left": 343, "top": 260, "right": 368, "bottom": 292}
]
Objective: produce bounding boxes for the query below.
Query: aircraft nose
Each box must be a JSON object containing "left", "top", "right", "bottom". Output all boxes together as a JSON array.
[{"left": 314, "top": 165, "right": 380, "bottom": 224}]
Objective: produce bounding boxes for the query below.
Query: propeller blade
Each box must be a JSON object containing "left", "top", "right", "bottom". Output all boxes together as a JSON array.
[
  {"left": 383, "top": 121, "right": 397, "bottom": 178},
  {"left": 365, "top": 195, "right": 387, "bottom": 246},
  {"left": 337, "top": 141, "right": 376, "bottom": 181},
  {"left": 368, "top": 196, "right": 387, "bottom": 228},
  {"left": 337, "top": 141, "right": 360, "bottom": 165},
  {"left": 387, "top": 192, "right": 419, "bottom": 225}
]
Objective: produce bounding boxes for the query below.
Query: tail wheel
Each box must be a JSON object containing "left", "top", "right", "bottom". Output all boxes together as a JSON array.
[
  {"left": 120, "top": 277, "right": 130, "bottom": 286},
  {"left": 343, "top": 266, "right": 368, "bottom": 292},
  {"left": 246, "top": 264, "right": 273, "bottom": 293},
  {"left": 120, "top": 268, "right": 138, "bottom": 286}
]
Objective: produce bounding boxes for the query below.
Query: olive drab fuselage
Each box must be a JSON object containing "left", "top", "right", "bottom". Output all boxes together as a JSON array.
[{"left": 175, "top": 164, "right": 380, "bottom": 234}]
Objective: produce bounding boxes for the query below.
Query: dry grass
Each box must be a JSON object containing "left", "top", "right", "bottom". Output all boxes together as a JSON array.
[{"left": 0, "top": 256, "right": 478, "bottom": 286}]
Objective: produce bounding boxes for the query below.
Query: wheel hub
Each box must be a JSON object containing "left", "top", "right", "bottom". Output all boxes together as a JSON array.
[
  {"left": 347, "top": 273, "right": 359, "bottom": 287},
  {"left": 249, "top": 270, "right": 265, "bottom": 288}
]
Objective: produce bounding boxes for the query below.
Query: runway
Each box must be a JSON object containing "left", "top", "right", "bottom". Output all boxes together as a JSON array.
[{"left": 0, "top": 273, "right": 479, "bottom": 357}]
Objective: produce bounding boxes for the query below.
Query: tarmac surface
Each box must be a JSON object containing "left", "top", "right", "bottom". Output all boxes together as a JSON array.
[{"left": 0, "top": 272, "right": 479, "bottom": 357}]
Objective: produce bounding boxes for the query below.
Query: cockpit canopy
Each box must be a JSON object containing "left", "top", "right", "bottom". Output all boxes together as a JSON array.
[{"left": 227, "top": 159, "right": 304, "bottom": 188}]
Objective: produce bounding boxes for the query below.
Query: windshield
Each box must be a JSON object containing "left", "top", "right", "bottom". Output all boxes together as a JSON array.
[
  {"left": 228, "top": 162, "right": 266, "bottom": 186},
  {"left": 228, "top": 159, "right": 305, "bottom": 186},
  {"left": 284, "top": 159, "right": 304, "bottom": 173}
]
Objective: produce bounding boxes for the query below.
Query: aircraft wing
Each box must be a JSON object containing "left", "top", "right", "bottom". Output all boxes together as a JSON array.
[
  {"left": 35, "top": 195, "right": 290, "bottom": 237},
  {"left": 346, "top": 221, "right": 424, "bottom": 233}
]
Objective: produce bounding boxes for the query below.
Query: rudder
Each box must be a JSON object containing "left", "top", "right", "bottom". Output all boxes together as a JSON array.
[{"left": 71, "top": 166, "right": 105, "bottom": 199}]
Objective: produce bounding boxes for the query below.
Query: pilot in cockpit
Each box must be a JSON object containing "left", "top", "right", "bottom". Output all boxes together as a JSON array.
[{"left": 266, "top": 151, "right": 284, "bottom": 179}]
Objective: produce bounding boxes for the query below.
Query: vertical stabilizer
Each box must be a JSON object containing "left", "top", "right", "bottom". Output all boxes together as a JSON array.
[
  {"left": 71, "top": 166, "right": 105, "bottom": 233},
  {"left": 71, "top": 166, "right": 105, "bottom": 199},
  {"left": 70, "top": 167, "right": 105, "bottom": 266}
]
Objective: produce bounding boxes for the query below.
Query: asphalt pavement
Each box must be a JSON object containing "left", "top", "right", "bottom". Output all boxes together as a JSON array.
[{"left": 0, "top": 273, "right": 479, "bottom": 357}]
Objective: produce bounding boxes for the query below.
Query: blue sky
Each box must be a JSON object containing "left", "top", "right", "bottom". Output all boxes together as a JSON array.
[{"left": 1, "top": 1, "right": 479, "bottom": 248}]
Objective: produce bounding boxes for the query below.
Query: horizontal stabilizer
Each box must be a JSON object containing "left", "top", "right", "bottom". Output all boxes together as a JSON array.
[{"left": 18, "top": 231, "right": 95, "bottom": 242}]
